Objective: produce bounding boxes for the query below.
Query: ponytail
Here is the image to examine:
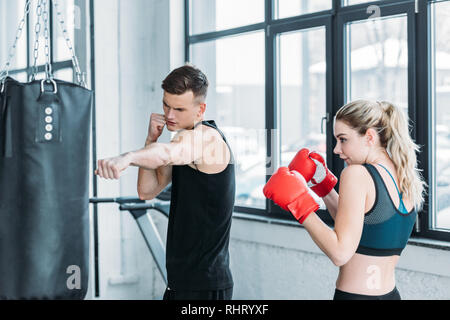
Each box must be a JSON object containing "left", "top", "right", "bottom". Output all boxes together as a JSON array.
[{"left": 379, "top": 101, "right": 426, "bottom": 210}]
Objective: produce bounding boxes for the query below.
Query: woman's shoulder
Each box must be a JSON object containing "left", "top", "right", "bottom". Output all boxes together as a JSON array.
[
  {"left": 338, "top": 164, "right": 372, "bottom": 200},
  {"left": 340, "top": 164, "right": 371, "bottom": 183}
]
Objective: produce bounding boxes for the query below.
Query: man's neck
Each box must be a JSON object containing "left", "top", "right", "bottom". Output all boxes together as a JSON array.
[{"left": 191, "top": 119, "right": 204, "bottom": 129}]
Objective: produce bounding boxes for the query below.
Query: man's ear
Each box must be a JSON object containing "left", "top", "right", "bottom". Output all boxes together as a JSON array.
[{"left": 199, "top": 103, "right": 206, "bottom": 116}]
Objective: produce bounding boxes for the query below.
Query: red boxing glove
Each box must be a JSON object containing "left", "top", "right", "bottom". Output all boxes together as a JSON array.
[
  {"left": 309, "top": 152, "right": 337, "bottom": 197},
  {"left": 263, "top": 167, "right": 319, "bottom": 224},
  {"left": 288, "top": 148, "right": 317, "bottom": 182}
]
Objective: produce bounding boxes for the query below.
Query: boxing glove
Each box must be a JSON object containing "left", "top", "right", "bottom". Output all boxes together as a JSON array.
[
  {"left": 288, "top": 148, "right": 317, "bottom": 182},
  {"left": 308, "top": 151, "right": 337, "bottom": 197},
  {"left": 263, "top": 167, "right": 319, "bottom": 224}
]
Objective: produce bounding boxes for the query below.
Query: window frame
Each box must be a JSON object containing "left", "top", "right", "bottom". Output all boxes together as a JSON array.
[
  {"left": 416, "top": 0, "right": 450, "bottom": 242},
  {"left": 185, "top": 0, "right": 450, "bottom": 242},
  {"left": 2, "top": 0, "right": 82, "bottom": 84}
]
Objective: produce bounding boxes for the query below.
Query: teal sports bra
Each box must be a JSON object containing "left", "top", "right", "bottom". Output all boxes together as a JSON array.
[{"left": 355, "top": 164, "right": 417, "bottom": 257}]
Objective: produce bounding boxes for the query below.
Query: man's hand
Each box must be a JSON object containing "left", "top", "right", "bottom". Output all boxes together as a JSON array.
[
  {"left": 147, "top": 113, "right": 166, "bottom": 144},
  {"left": 95, "top": 153, "right": 133, "bottom": 180}
]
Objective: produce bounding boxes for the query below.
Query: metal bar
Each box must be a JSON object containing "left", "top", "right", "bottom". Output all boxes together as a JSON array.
[
  {"left": 88, "top": 0, "right": 99, "bottom": 298},
  {"left": 189, "top": 22, "right": 266, "bottom": 44},
  {"left": 132, "top": 212, "right": 168, "bottom": 284},
  {"left": 184, "top": 0, "right": 189, "bottom": 61},
  {"left": 265, "top": 0, "right": 275, "bottom": 215},
  {"left": 6, "top": 60, "right": 72, "bottom": 76}
]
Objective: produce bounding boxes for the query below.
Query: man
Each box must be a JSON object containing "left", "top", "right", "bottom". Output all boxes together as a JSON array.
[{"left": 95, "top": 65, "right": 235, "bottom": 300}]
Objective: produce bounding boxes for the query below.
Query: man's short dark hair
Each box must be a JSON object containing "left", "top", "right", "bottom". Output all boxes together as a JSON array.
[{"left": 162, "top": 64, "right": 209, "bottom": 101}]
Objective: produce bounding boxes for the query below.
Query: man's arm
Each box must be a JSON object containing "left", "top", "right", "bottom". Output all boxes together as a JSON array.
[
  {"left": 129, "top": 128, "right": 205, "bottom": 169},
  {"left": 96, "top": 128, "right": 206, "bottom": 180},
  {"left": 137, "top": 138, "right": 172, "bottom": 200}
]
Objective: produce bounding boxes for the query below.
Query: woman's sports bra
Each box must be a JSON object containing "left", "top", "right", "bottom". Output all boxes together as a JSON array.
[{"left": 355, "top": 164, "right": 417, "bottom": 257}]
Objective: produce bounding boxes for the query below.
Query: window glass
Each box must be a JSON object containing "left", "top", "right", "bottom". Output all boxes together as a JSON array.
[
  {"left": 275, "top": 0, "right": 332, "bottom": 19},
  {"left": 190, "top": 32, "right": 266, "bottom": 208},
  {"left": 0, "top": 0, "right": 27, "bottom": 70},
  {"left": 190, "top": 0, "right": 264, "bottom": 35}
]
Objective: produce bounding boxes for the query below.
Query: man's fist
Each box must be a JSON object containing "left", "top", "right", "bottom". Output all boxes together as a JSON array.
[
  {"left": 263, "top": 167, "right": 319, "bottom": 224},
  {"left": 95, "top": 153, "right": 132, "bottom": 180},
  {"left": 147, "top": 113, "right": 166, "bottom": 144}
]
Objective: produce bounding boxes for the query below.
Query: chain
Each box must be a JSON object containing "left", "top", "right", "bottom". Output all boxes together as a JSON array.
[
  {"left": 30, "top": 0, "right": 44, "bottom": 81},
  {"left": 0, "top": 0, "right": 33, "bottom": 83},
  {"left": 1, "top": 0, "right": 87, "bottom": 88},
  {"left": 42, "top": 0, "right": 53, "bottom": 80},
  {"left": 53, "top": 0, "right": 86, "bottom": 87}
]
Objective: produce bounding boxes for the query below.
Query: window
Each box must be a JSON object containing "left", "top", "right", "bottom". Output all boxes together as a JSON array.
[
  {"left": 277, "top": 26, "right": 328, "bottom": 210},
  {"left": 187, "top": 0, "right": 332, "bottom": 218},
  {"left": 53, "top": 0, "right": 76, "bottom": 62},
  {"left": 277, "top": 27, "right": 327, "bottom": 167},
  {"left": 275, "top": 0, "right": 332, "bottom": 19},
  {"left": 343, "top": 0, "right": 378, "bottom": 6},
  {"left": 190, "top": 32, "right": 266, "bottom": 209},
  {"left": 54, "top": 68, "right": 74, "bottom": 82},
  {"left": 187, "top": 0, "right": 450, "bottom": 241},
  {"left": 0, "top": 0, "right": 86, "bottom": 84},
  {"left": 0, "top": 0, "right": 28, "bottom": 71},
  {"left": 345, "top": 14, "right": 408, "bottom": 111},
  {"left": 189, "top": 0, "right": 264, "bottom": 35},
  {"left": 431, "top": 0, "right": 450, "bottom": 231}
]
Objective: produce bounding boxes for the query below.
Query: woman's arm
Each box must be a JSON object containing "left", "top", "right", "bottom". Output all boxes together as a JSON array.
[
  {"left": 302, "top": 165, "right": 368, "bottom": 266},
  {"left": 322, "top": 189, "right": 339, "bottom": 220}
]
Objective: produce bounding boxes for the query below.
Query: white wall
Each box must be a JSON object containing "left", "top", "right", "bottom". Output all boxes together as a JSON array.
[
  {"left": 90, "top": 0, "right": 450, "bottom": 300},
  {"left": 91, "top": 0, "right": 180, "bottom": 299},
  {"left": 230, "top": 216, "right": 450, "bottom": 300}
]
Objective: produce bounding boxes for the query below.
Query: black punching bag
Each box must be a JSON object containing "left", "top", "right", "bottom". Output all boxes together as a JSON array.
[{"left": 0, "top": 77, "right": 92, "bottom": 299}]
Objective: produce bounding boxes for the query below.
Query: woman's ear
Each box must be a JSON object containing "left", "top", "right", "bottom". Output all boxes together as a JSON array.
[{"left": 365, "top": 128, "right": 378, "bottom": 146}]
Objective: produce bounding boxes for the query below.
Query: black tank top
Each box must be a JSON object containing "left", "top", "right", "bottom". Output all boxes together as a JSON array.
[{"left": 166, "top": 120, "right": 235, "bottom": 291}]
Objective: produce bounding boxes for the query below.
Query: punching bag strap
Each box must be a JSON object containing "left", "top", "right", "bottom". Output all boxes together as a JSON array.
[
  {"left": 1, "top": 91, "right": 13, "bottom": 158},
  {"left": 36, "top": 80, "right": 61, "bottom": 144},
  {"left": 41, "top": 78, "right": 58, "bottom": 95}
]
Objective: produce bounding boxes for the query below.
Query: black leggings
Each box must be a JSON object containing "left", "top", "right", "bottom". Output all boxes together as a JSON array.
[
  {"left": 333, "top": 287, "right": 401, "bottom": 300},
  {"left": 163, "top": 287, "right": 233, "bottom": 300}
]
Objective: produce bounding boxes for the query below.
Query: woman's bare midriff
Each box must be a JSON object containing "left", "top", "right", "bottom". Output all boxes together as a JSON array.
[{"left": 336, "top": 253, "right": 399, "bottom": 296}]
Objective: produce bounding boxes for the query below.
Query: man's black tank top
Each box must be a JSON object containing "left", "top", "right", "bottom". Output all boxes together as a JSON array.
[{"left": 166, "top": 120, "right": 235, "bottom": 291}]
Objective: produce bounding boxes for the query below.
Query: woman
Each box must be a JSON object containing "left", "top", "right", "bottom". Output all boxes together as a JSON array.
[{"left": 264, "top": 100, "right": 426, "bottom": 300}]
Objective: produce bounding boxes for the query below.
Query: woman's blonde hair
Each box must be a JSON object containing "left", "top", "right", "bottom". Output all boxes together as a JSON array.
[{"left": 335, "top": 100, "right": 426, "bottom": 210}]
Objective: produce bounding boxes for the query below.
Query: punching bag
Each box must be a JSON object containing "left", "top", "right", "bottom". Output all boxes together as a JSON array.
[{"left": 0, "top": 77, "right": 92, "bottom": 299}]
